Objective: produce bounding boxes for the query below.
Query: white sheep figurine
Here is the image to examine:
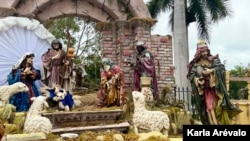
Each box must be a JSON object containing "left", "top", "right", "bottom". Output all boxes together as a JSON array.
[
  {"left": 0, "top": 82, "right": 29, "bottom": 105},
  {"left": 23, "top": 96, "right": 52, "bottom": 134},
  {"left": 132, "top": 91, "right": 170, "bottom": 137}
]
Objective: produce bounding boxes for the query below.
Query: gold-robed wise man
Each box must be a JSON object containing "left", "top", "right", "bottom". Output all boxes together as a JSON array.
[
  {"left": 187, "top": 40, "right": 242, "bottom": 125},
  {"left": 96, "top": 58, "right": 125, "bottom": 107}
]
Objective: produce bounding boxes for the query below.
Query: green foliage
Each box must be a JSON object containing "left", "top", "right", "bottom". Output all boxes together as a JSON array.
[
  {"left": 47, "top": 17, "right": 101, "bottom": 65},
  {"left": 230, "top": 65, "right": 247, "bottom": 76},
  {"left": 229, "top": 65, "right": 248, "bottom": 99},
  {"left": 229, "top": 81, "right": 247, "bottom": 99},
  {"left": 83, "top": 54, "right": 102, "bottom": 92},
  {"left": 47, "top": 17, "right": 102, "bottom": 91},
  {"left": 48, "top": 17, "right": 79, "bottom": 46}
]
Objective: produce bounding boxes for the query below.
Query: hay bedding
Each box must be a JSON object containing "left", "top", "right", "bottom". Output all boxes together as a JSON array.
[{"left": 72, "top": 92, "right": 121, "bottom": 111}]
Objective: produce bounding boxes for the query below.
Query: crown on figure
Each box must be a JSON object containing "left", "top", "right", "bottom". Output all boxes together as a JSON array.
[{"left": 196, "top": 40, "right": 208, "bottom": 49}]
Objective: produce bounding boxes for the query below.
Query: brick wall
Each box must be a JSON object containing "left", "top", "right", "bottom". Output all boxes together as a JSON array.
[{"left": 96, "top": 18, "right": 175, "bottom": 99}]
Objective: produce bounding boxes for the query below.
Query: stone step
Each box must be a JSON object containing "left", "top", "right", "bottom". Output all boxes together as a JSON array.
[
  {"left": 51, "top": 121, "right": 130, "bottom": 134},
  {"left": 42, "top": 109, "right": 124, "bottom": 128},
  {"left": 2, "top": 133, "right": 46, "bottom": 141}
]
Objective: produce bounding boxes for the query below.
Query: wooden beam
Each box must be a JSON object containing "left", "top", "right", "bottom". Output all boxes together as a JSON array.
[{"left": 229, "top": 77, "right": 250, "bottom": 82}]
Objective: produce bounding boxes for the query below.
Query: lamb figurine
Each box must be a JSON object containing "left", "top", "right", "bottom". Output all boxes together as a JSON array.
[
  {"left": 0, "top": 82, "right": 29, "bottom": 105},
  {"left": 23, "top": 96, "right": 52, "bottom": 134},
  {"left": 132, "top": 91, "right": 170, "bottom": 137}
]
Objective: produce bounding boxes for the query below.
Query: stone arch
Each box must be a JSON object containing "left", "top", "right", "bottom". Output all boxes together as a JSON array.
[
  {"left": 0, "top": 0, "right": 151, "bottom": 22},
  {"left": 0, "top": 0, "right": 175, "bottom": 97}
]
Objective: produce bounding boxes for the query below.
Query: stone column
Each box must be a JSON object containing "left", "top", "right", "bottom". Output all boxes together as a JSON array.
[
  {"left": 95, "top": 22, "right": 117, "bottom": 62},
  {"left": 115, "top": 21, "right": 133, "bottom": 90},
  {"left": 130, "top": 18, "right": 152, "bottom": 46},
  {"left": 173, "top": 0, "right": 190, "bottom": 88}
]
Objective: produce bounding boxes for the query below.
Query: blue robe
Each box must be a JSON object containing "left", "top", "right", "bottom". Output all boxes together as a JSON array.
[
  {"left": 47, "top": 89, "right": 74, "bottom": 110},
  {"left": 7, "top": 69, "right": 41, "bottom": 112}
]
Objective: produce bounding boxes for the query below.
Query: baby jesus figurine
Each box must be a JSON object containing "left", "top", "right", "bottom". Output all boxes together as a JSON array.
[{"left": 40, "top": 84, "right": 74, "bottom": 111}]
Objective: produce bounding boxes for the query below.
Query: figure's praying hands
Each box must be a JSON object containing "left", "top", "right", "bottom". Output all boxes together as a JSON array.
[
  {"left": 24, "top": 67, "right": 30, "bottom": 72},
  {"left": 24, "top": 67, "right": 32, "bottom": 74}
]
